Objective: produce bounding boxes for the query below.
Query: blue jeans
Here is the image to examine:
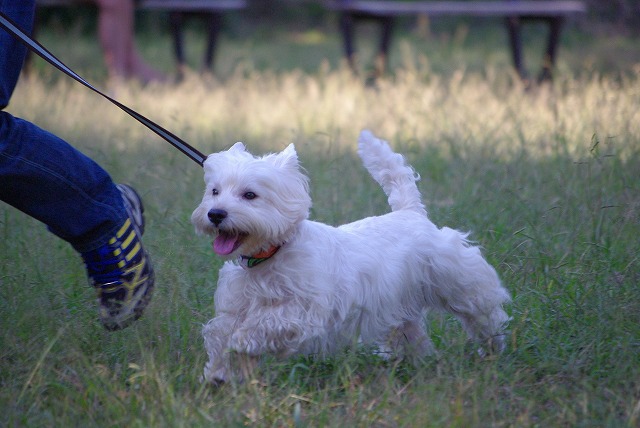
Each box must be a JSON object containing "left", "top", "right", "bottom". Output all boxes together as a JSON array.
[{"left": 0, "top": 0, "right": 127, "bottom": 253}]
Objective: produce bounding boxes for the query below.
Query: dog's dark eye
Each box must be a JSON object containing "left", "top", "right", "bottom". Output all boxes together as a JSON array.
[
  {"left": 243, "top": 191, "right": 257, "bottom": 200},
  {"left": 212, "top": 188, "right": 219, "bottom": 196}
]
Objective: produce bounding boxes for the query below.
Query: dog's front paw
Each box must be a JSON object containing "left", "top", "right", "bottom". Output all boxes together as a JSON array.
[
  {"left": 229, "top": 329, "right": 261, "bottom": 355},
  {"left": 478, "top": 333, "right": 507, "bottom": 357}
]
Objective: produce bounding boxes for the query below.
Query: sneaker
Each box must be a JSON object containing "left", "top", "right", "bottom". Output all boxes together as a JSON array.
[{"left": 81, "top": 184, "right": 155, "bottom": 331}]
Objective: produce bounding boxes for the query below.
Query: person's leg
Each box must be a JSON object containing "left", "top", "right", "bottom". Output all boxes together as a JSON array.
[
  {"left": 0, "top": 114, "right": 155, "bottom": 329},
  {"left": 0, "top": 113, "right": 126, "bottom": 252},
  {"left": 1, "top": 1, "right": 154, "bottom": 329},
  {"left": 95, "top": 0, "right": 164, "bottom": 83},
  {"left": 1, "top": 0, "right": 124, "bottom": 250},
  {"left": 96, "top": 0, "right": 131, "bottom": 79}
]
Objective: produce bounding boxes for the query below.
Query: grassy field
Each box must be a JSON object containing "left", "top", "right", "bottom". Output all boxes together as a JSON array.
[{"left": 2, "top": 18, "right": 640, "bottom": 426}]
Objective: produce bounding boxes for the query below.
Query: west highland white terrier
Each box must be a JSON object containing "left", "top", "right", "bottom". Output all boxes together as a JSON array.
[{"left": 192, "top": 130, "right": 510, "bottom": 384}]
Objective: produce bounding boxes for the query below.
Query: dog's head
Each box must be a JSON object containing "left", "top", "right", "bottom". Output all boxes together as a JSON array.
[{"left": 191, "top": 142, "right": 311, "bottom": 259}]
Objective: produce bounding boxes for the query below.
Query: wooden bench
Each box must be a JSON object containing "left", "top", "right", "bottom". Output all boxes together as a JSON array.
[
  {"left": 36, "top": 0, "right": 247, "bottom": 76},
  {"left": 324, "top": 0, "right": 587, "bottom": 82}
]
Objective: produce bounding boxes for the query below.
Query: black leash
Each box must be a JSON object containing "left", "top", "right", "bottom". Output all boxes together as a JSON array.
[{"left": 0, "top": 12, "right": 206, "bottom": 166}]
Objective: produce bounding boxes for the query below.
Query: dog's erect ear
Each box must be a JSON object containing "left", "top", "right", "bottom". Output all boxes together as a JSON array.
[
  {"left": 282, "top": 143, "right": 297, "bottom": 157},
  {"left": 276, "top": 143, "right": 299, "bottom": 168},
  {"left": 229, "top": 142, "right": 246, "bottom": 152},
  {"left": 262, "top": 144, "right": 300, "bottom": 170}
]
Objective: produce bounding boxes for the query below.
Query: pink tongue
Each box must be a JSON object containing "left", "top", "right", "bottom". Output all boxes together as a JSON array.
[{"left": 213, "top": 234, "right": 238, "bottom": 255}]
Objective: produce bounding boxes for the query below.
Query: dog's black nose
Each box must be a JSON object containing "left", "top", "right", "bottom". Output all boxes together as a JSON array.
[{"left": 207, "top": 209, "right": 228, "bottom": 227}]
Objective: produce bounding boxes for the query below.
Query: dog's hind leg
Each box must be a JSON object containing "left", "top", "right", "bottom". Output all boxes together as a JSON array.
[
  {"left": 432, "top": 279, "right": 509, "bottom": 355},
  {"left": 420, "top": 230, "right": 511, "bottom": 355}
]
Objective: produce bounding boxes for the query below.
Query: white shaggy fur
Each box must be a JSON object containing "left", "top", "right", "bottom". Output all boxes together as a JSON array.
[{"left": 192, "top": 130, "right": 510, "bottom": 384}]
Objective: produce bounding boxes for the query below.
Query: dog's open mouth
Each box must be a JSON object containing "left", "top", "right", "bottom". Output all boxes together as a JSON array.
[{"left": 213, "top": 231, "right": 246, "bottom": 256}]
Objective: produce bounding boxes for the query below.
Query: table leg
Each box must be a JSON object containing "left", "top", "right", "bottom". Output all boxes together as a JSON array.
[{"left": 203, "top": 12, "right": 222, "bottom": 72}]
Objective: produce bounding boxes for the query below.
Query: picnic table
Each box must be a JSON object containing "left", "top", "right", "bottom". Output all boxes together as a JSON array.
[{"left": 324, "top": 0, "right": 587, "bottom": 82}]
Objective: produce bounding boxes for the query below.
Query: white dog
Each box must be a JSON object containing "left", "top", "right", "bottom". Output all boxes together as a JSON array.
[{"left": 192, "top": 130, "right": 510, "bottom": 384}]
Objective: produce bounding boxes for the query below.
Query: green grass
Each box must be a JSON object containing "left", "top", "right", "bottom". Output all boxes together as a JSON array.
[{"left": 2, "top": 20, "right": 640, "bottom": 426}]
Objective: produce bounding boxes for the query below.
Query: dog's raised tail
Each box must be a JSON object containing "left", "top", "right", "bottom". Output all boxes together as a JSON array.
[{"left": 358, "top": 130, "right": 426, "bottom": 214}]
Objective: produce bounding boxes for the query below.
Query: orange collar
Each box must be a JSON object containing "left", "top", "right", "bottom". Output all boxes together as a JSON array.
[{"left": 240, "top": 245, "right": 281, "bottom": 268}]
